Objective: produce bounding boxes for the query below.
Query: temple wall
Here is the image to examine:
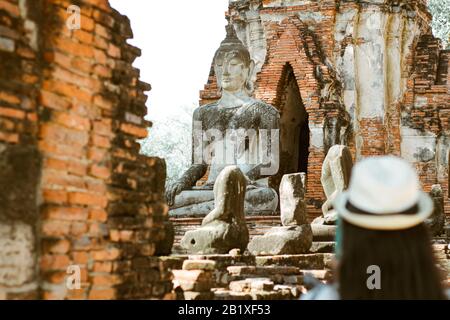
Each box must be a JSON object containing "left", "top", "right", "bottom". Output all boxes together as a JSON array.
[
  {"left": 402, "top": 35, "right": 450, "bottom": 217},
  {"left": 0, "top": 0, "right": 171, "bottom": 300},
  {"left": 200, "top": 0, "right": 449, "bottom": 220}
]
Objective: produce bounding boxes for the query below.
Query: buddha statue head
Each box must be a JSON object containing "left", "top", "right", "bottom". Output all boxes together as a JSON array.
[{"left": 214, "top": 24, "right": 254, "bottom": 95}]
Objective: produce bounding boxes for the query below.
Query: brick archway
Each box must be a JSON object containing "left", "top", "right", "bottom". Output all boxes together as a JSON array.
[
  {"left": 254, "top": 16, "right": 328, "bottom": 217},
  {"left": 268, "top": 63, "right": 310, "bottom": 194},
  {"left": 254, "top": 17, "right": 321, "bottom": 114}
]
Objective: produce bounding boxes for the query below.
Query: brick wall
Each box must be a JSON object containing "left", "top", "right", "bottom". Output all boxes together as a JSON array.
[
  {"left": 0, "top": 0, "right": 171, "bottom": 300},
  {"left": 0, "top": 0, "right": 42, "bottom": 299},
  {"left": 403, "top": 34, "right": 450, "bottom": 218}
]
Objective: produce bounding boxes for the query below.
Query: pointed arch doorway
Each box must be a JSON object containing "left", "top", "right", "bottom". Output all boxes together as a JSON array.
[{"left": 269, "top": 63, "right": 310, "bottom": 191}]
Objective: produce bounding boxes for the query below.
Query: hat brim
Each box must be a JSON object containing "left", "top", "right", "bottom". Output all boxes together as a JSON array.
[{"left": 334, "top": 191, "right": 434, "bottom": 231}]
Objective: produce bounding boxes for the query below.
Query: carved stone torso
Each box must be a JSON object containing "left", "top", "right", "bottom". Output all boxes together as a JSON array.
[{"left": 196, "top": 99, "right": 279, "bottom": 185}]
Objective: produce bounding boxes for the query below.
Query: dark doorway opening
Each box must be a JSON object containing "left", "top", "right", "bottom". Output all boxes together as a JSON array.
[{"left": 270, "top": 64, "right": 310, "bottom": 190}]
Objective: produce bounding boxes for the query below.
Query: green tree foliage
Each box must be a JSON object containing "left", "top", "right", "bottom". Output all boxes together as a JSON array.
[
  {"left": 428, "top": 0, "right": 450, "bottom": 48},
  {"left": 140, "top": 104, "right": 194, "bottom": 187}
]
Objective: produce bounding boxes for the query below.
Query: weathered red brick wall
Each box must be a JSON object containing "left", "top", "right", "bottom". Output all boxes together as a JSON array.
[
  {"left": 254, "top": 15, "right": 345, "bottom": 217},
  {"left": 0, "top": 0, "right": 42, "bottom": 300},
  {"left": 0, "top": 0, "right": 171, "bottom": 300},
  {"left": 403, "top": 34, "right": 450, "bottom": 218}
]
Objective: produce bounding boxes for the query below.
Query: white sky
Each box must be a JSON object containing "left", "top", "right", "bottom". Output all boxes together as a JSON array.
[{"left": 109, "top": 0, "right": 229, "bottom": 121}]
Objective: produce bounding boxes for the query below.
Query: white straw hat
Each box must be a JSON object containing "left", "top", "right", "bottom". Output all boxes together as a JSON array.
[{"left": 333, "top": 156, "right": 433, "bottom": 230}]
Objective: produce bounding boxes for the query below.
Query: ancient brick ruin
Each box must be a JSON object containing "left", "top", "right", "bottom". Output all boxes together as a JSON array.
[
  {"left": 176, "top": 0, "right": 450, "bottom": 299},
  {"left": 0, "top": 0, "right": 170, "bottom": 299},
  {"left": 201, "top": 0, "right": 450, "bottom": 218},
  {"left": 0, "top": 0, "right": 449, "bottom": 300}
]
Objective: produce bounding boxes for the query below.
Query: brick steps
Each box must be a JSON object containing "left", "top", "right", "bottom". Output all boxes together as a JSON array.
[
  {"left": 213, "top": 288, "right": 296, "bottom": 300},
  {"left": 256, "top": 253, "right": 335, "bottom": 269},
  {"left": 169, "top": 252, "right": 335, "bottom": 300},
  {"left": 168, "top": 227, "right": 447, "bottom": 301},
  {"left": 167, "top": 242, "right": 449, "bottom": 300}
]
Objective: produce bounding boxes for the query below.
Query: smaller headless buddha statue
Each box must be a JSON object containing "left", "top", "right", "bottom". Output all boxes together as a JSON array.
[
  {"left": 180, "top": 166, "right": 249, "bottom": 254},
  {"left": 319, "top": 145, "right": 353, "bottom": 224},
  {"left": 166, "top": 24, "right": 280, "bottom": 217}
]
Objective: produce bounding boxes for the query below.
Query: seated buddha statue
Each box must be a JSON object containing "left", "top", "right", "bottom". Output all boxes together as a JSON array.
[{"left": 166, "top": 24, "right": 280, "bottom": 217}]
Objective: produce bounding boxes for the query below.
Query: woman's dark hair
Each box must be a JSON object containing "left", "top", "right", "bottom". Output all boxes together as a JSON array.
[{"left": 338, "top": 219, "right": 446, "bottom": 300}]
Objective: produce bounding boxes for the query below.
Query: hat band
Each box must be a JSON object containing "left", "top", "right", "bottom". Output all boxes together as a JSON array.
[{"left": 345, "top": 201, "right": 419, "bottom": 216}]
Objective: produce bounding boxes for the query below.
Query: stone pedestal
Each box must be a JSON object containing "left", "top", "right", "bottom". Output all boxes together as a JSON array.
[
  {"left": 170, "top": 187, "right": 278, "bottom": 217},
  {"left": 248, "top": 173, "right": 312, "bottom": 255},
  {"left": 248, "top": 225, "right": 312, "bottom": 255}
]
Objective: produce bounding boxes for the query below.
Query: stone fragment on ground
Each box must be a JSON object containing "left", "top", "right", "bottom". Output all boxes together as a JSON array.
[
  {"left": 309, "top": 242, "right": 335, "bottom": 253},
  {"left": 310, "top": 224, "right": 337, "bottom": 241},
  {"left": 229, "top": 278, "right": 275, "bottom": 292},
  {"left": 183, "top": 291, "right": 214, "bottom": 300},
  {"left": 182, "top": 259, "right": 216, "bottom": 271},
  {"left": 172, "top": 270, "right": 213, "bottom": 282},
  {"left": 248, "top": 225, "right": 313, "bottom": 255},
  {"left": 217, "top": 279, "right": 296, "bottom": 300}
]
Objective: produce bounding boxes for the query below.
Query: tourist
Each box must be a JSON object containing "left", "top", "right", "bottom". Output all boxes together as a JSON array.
[{"left": 302, "top": 156, "right": 448, "bottom": 300}]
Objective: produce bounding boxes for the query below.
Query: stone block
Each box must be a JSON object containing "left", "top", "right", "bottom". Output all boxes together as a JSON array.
[
  {"left": 310, "top": 242, "right": 335, "bottom": 253},
  {"left": 172, "top": 270, "right": 213, "bottom": 282},
  {"left": 248, "top": 225, "right": 313, "bottom": 255},
  {"left": 280, "top": 173, "right": 307, "bottom": 226},
  {"left": 183, "top": 291, "right": 214, "bottom": 300},
  {"left": 250, "top": 279, "right": 274, "bottom": 291},
  {"left": 229, "top": 280, "right": 251, "bottom": 293},
  {"left": 182, "top": 259, "right": 217, "bottom": 271},
  {"left": 255, "top": 254, "right": 331, "bottom": 270},
  {"left": 175, "top": 279, "right": 214, "bottom": 292}
]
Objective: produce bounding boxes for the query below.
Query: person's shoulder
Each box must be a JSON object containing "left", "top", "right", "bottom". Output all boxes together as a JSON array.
[{"left": 300, "top": 284, "right": 340, "bottom": 300}]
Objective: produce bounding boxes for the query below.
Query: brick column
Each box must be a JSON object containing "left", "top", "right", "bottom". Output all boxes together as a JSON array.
[{"left": 0, "top": 0, "right": 172, "bottom": 300}]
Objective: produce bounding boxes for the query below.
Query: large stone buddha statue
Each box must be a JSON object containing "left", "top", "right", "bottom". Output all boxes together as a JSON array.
[{"left": 166, "top": 24, "right": 280, "bottom": 217}]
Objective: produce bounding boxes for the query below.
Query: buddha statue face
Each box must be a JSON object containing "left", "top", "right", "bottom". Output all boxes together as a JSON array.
[
  {"left": 213, "top": 24, "right": 254, "bottom": 95},
  {"left": 215, "top": 51, "right": 250, "bottom": 93}
]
